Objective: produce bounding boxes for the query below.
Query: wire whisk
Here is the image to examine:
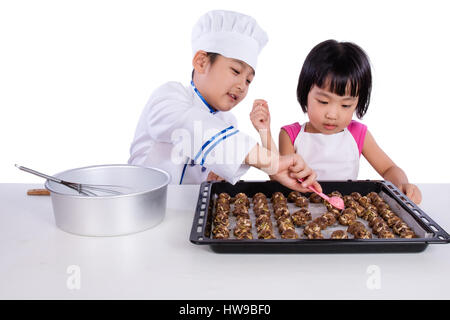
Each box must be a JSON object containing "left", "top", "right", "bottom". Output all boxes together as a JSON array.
[{"left": 15, "top": 164, "right": 127, "bottom": 197}]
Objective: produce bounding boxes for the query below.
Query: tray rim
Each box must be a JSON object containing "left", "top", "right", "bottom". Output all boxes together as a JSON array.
[{"left": 189, "top": 180, "right": 450, "bottom": 248}]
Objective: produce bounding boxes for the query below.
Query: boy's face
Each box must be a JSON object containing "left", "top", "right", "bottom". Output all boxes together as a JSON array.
[
  {"left": 306, "top": 83, "right": 358, "bottom": 134},
  {"left": 194, "top": 54, "right": 255, "bottom": 112}
]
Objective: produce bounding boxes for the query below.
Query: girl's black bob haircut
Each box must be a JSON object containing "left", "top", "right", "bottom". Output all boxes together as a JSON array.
[{"left": 297, "top": 40, "right": 372, "bottom": 119}]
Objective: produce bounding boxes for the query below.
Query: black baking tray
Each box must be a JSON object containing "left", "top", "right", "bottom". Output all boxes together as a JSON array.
[{"left": 189, "top": 180, "right": 450, "bottom": 253}]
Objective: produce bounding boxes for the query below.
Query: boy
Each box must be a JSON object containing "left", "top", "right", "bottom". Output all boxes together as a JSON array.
[{"left": 129, "top": 10, "right": 319, "bottom": 192}]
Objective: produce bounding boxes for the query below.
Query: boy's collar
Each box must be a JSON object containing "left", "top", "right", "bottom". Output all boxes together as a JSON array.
[{"left": 190, "top": 80, "right": 218, "bottom": 114}]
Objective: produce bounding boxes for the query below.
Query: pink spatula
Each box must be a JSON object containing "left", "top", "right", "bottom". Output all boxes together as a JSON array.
[{"left": 298, "top": 179, "right": 345, "bottom": 210}]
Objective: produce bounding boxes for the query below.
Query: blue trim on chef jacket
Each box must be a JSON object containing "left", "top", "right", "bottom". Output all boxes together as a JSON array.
[
  {"left": 191, "top": 80, "right": 218, "bottom": 114},
  {"left": 200, "top": 130, "right": 240, "bottom": 166},
  {"left": 179, "top": 159, "right": 207, "bottom": 185},
  {"left": 193, "top": 126, "right": 234, "bottom": 162},
  {"left": 179, "top": 126, "right": 238, "bottom": 184},
  {"left": 179, "top": 161, "right": 189, "bottom": 185}
]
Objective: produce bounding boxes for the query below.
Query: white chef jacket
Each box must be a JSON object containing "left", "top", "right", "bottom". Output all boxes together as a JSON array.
[{"left": 128, "top": 81, "right": 257, "bottom": 184}]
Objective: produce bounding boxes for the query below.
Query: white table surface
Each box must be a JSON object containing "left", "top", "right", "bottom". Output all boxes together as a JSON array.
[{"left": 0, "top": 183, "right": 449, "bottom": 300}]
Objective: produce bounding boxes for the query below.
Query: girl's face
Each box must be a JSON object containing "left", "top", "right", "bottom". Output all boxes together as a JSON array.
[
  {"left": 306, "top": 83, "right": 358, "bottom": 134},
  {"left": 195, "top": 54, "right": 254, "bottom": 112}
]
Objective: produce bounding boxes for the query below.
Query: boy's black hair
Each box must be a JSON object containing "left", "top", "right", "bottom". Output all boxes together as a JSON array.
[
  {"left": 297, "top": 40, "right": 372, "bottom": 119},
  {"left": 191, "top": 52, "right": 219, "bottom": 79}
]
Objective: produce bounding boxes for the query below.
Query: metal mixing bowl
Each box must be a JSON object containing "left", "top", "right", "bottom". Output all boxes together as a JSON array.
[{"left": 45, "top": 164, "right": 170, "bottom": 236}]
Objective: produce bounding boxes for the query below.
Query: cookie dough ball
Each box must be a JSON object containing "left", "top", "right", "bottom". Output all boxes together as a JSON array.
[
  {"left": 216, "top": 205, "right": 230, "bottom": 216},
  {"left": 291, "top": 210, "right": 312, "bottom": 227},
  {"left": 362, "top": 209, "right": 378, "bottom": 222},
  {"left": 274, "top": 207, "right": 290, "bottom": 219},
  {"left": 339, "top": 212, "right": 357, "bottom": 226},
  {"left": 306, "top": 232, "right": 324, "bottom": 239},
  {"left": 372, "top": 221, "right": 390, "bottom": 235},
  {"left": 344, "top": 198, "right": 358, "bottom": 209},
  {"left": 372, "top": 197, "right": 385, "bottom": 207},
  {"left": 393, "top": 221, "right": 410, "bottom": 235},
  {"left": 216, "top": 197, "right": 230, "bottom": 210},
  {"left": 233, "top": 227, "right": 252, "bottom": 239},
  {"left": 324, "top": 201, "right": 334, "bottom": 211},
  {"left": 386, "top": 215, "right": 402, "bottom": 228},
  {"left": 342, "top": 208, "right": 356, "bottom": 216},
  {"left": 236, "top": 217, "right": 252, "bottom": 229},
  {"left": 400, "top": 229, "right": 416, "bottom": 238},
  {"left": 354, "top": 205, "right": 365, "bottom": 218},
  {"left": 212, "top": 225, "right": 230, "bottom": 239},
  {"left": 343, "top": 195, "right": 354, "bottom": 203},
  {"left": 366, "top": 204, "right": 378, "bottom": 214},
  {"left": 294, "top": 196, "right": 309, "bottom": 208},
  {"left": 309, "top": 193, "right": 323, "bottom": 203},
  {"left": 304, "top": 222, "right": 321, "bottom": 236},
  {"left": 235, "top": 232, "right": 253, "bottom": 240},
  {"left": 366, "top": 214, "right": 380, "bottom": 226},
  {"left": 255, "top": 214, "right": 271, "bottom": 226},
  {"left": 377, "top": 229, "right": 395, "bottom": 239},
  {"left": 214, "top": 213, "right": 229, "bottom": 227},
  {"left": 354, "top": 228, "right": 372, "bottom": 239},
  {"left": 294, "top": 207, "right": 310, "bottom": 215},
  {"left": 350, "top": 192, "right": 362, "bottom": 201},
  {"left": 257, "top": 221, "right": 273, "bottom": 233},
  {"left": 369, "top": 217, "right": 389, "bottom": 235},
  {"left": 322, "top": 212, "right": 337, "bottom": 227},
  {"left": 379, "top": 208, "right": 395, "bottom": 220},
  {"left": 281, "top": 228, "right": 299, "bottom": 239},
  {"left": 273, "top": 200, "right": 287, "bottom": 210},
  {"left": 253, "top": 199, "right": 268, "bottom": 208},
  {"left": 369, "top": 217, "right": 385, "bottom": 229},
  {"left": 253, "top": 196, "right": 268, "bottom": 206},
  {"left": 234, "top": 193, "right": 250, "bottom": 207},
  {"left": 328, "top": 207, "right": 342, "bottom": 219},
  {"left": 376, "top": 202, "right": 390, "bottom": 212},
  {"left": 258, "top": 229, "right": 276, "bottom": 239},
  {"left": 278, "top": 220, "right": 295, "bottom": 235},
  {"left": 253, "top": 204, "right": 270, "bottom": 217},
  {"left": 313, "top": 216, "right": 329, "bottom": 230},
  {"left": 347, "top": 221, "right": 366, "bottom": 235},
  {"left": 367, "top": 192, "right": 380, "bottom": 201},
  {"left": 218, "top": 192, "right": 231, "bottom": 201},
  {"left": 329, "top": 191, "right": 343, "bottom": 198},
  {"left": 271, "top": 192, "right": 286, "bottom": 203},
  {"left": 253, "top": 192, "right": 266, "bottom": 201},
  {"left": 288, "top": 191, "right": 301, "bottom": 202},
  {"left": 358, "top": 196, "right": 371, "bottom": 208},
  {"left": 330, "top": 230, "right": 348, "bottom": 239},
  {"left": 232, "top": 204, "right": 249, "bottom": 216}
]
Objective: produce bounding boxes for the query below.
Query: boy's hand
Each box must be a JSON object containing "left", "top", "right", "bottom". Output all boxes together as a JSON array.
[
  {"left": 250, "top": 99, "right": 270, "bottom": 131},
  {"left": 207, "top": 171, "right": 224, "bottom": 182},
  {"left": 270, "top": 153, "right": 322, "bottom": 193},
  {"left": 399, "top": 183, "right": 422, "bottom": 204}
]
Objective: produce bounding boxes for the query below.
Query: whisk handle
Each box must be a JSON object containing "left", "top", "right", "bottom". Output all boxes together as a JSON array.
[{"left": 15, "top": 164, "right": 63, "bottom": 184}]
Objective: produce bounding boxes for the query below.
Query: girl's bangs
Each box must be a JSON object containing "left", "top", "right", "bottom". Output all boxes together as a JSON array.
[{"left": 317, "top": 72, "right": 359, "bottom": 98}]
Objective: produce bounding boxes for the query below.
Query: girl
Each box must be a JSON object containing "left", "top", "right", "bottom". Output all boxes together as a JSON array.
[
  {"left": 250, "top": 39, "right": 421, "bottom": 204},
  {"left": 128, "top": 10, "right": 320, "bottom": 193}
]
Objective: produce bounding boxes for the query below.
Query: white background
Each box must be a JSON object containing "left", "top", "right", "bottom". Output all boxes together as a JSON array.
[{"left": 1, "top": 0, "right": 449, "bottom": 183}]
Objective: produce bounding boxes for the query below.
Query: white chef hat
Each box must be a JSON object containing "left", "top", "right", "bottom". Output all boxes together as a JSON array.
[{"left": 191, "top": 10, "right": 268, "bottom": 71}]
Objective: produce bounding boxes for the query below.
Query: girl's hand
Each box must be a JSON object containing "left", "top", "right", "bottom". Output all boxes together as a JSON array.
[
  {"left": 207, "top": 171, "right": 224, "bottom": 182},
  {"left": 399, "top": 183, "right": 422, "bottom": 204},
  {"left": 250, "top": 99, "right": 271, "bottom": 131},
  {"left": 269, "top": 153, "right": 322, "bottom": 193}
]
